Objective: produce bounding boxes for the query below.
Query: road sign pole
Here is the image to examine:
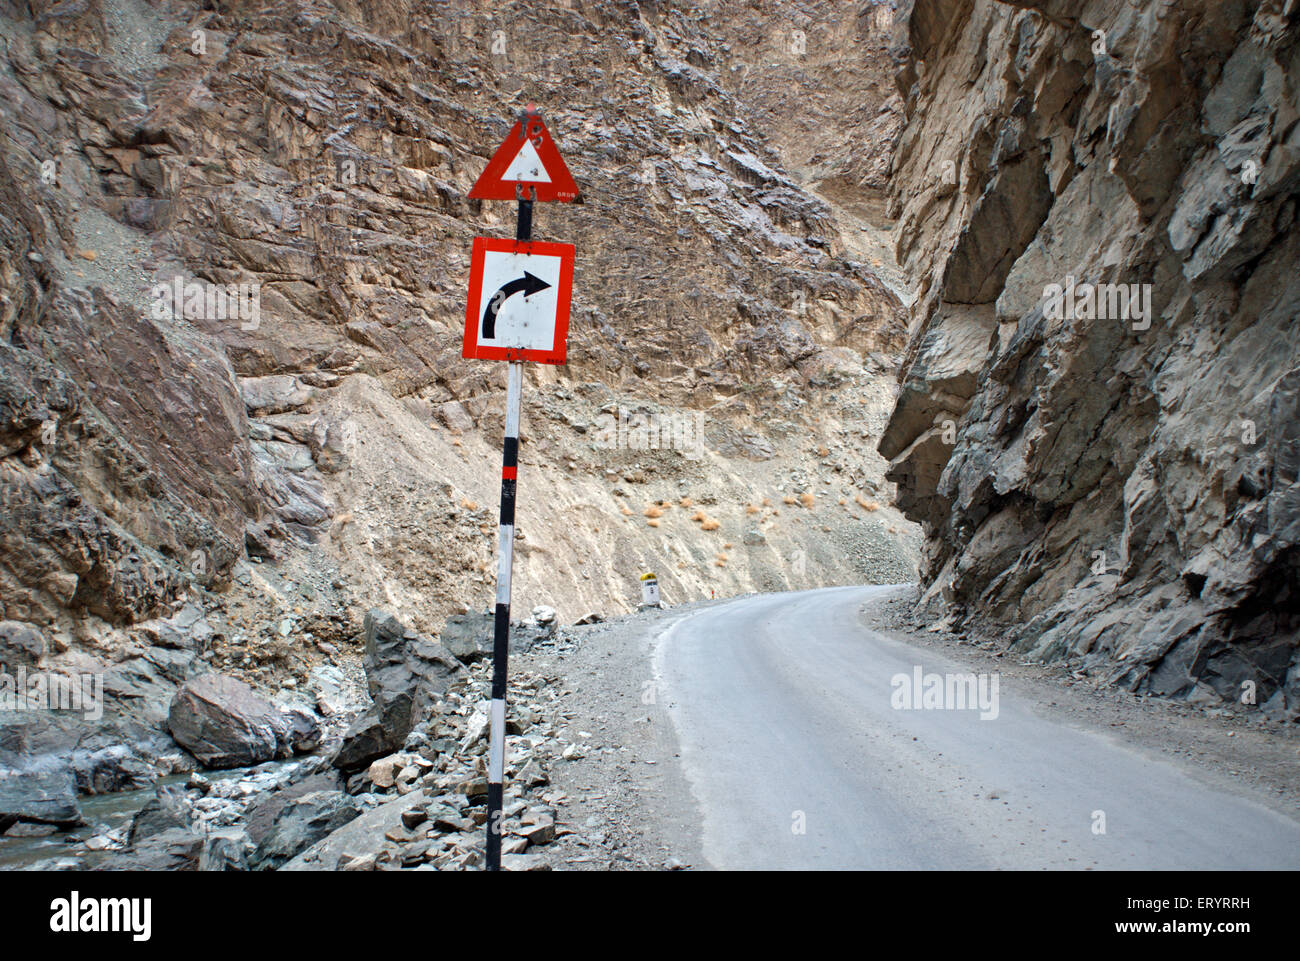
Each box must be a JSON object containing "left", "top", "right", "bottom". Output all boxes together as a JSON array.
[
  {"left": 486, "top": 359, "right": 521, "bottom": 871},
  {"left": 486, "top": 195, "right": 533, "bottom": 872},
  {"left": 516, "top": 195, "right": 533, "bottom": 241},
  {"left": 469, "top": 105, "right": 577, "bottom": 870}
]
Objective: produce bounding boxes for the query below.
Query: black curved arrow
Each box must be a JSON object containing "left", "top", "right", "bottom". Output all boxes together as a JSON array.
[{"left": 482, "top": 271, "right": 551, "bottom": 339}]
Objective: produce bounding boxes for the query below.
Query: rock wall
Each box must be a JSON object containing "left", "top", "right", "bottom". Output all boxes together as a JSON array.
[
  {"left": 879, "top": 0, "right": 1300, "bottom": 714},
  {"left": 0, "top": 0, "right": 913, "bottom": 638}
]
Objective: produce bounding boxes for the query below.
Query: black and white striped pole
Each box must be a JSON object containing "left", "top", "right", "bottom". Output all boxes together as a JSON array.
[
  {"left": 486, "top": 190, "right": 533, "bottom": 871},
  {"left": 464, "top": 104, "right": 578, "bottom": 871},
  {"left": 486, "top": 357, "right": 521, "bottom": 871}
]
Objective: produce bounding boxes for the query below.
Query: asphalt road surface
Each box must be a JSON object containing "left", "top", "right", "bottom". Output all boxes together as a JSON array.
[{"left": 653, "top": 585, "right": 1300, "bottom": 870}]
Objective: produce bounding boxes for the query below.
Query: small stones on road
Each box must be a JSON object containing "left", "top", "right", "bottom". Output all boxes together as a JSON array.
[
  {"left": 501, "top": 853, "right": 551, "bottom": 872},
  {"left": 400, "top": 808, "right": 429, "bottom": 830}
]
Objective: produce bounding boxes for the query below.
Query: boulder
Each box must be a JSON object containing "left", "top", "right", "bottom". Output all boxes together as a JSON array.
[
  {"left": 516, "top": 818, "right": 555, "bottom": 845},
  {"left": 200, "top": 827, "right": 255, "bottom": 871},
  {"left": 332, "top": 611, "right": 463, "bottom": 772},
  {"left": 440, "top": 610, "right": 551, "bottom": 663},
  {"left": 167, "top": 673, "right": 319, "bottom": 769},
  {"left": 71, "top": 744, "right": 156, "bottom": 795},
  {"left": 440, "top": 612, "right": 494, "bottom": 663},
  {"left": 281, "top": 708, "right": 321, "bottom": 754},
  {"left": 281, "top": 789, "right": 428, "bottom": 871},
  {"left": 333, "top": 709, "right": 401, "bottom": 773},
  {"left": 367, "top": 753, "right": 416, "bottom": 789},
  {"left": 127, "top": 786, "right": 190, "bottom": 846},
  {"left": 103, "top": 827, "right": 203, "bottom": 871},
  {"left": 249, "top": 790, "right": 362, "bottom": 870},
  {"left": 0, "top": 765, "right": 82, "bottom": 828},
  {"left": 242, "top": 772, "right": 344, "bottom": 845}
]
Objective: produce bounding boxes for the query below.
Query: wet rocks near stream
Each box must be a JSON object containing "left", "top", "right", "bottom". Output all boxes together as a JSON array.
[
  {"left": 9, "top": 606, "right": 588, "bottom": 871},
  {"left": 1, "top": 602, "right": 216, "bottom": 836},
  {"left": 0, "top": 767, "right": 83, "bottom": 832}
]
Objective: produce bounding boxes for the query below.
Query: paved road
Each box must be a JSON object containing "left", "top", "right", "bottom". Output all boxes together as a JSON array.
[{"left": 653, "top": 585, "right": 1300, "bottom": 870}]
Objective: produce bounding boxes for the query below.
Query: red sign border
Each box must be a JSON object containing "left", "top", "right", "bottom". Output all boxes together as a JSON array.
[
  {"left": 462, "top": 237, "right": 574, "bottom": 365},
  {"left": 468, "top": 113, "right": 580, "bottom": 203}
]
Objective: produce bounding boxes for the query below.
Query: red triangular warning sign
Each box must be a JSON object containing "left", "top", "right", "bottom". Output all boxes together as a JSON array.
[{"left": 469, "top": 109, "right": 579, "bottom": 203}]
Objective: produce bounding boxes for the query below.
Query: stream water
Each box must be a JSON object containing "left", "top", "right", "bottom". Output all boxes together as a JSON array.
[{"left": 0, "top": 762, "right": 293, "bottom": 870}]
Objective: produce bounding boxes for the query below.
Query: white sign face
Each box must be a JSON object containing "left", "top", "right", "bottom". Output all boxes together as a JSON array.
[
  {"left": 463, "top": 238, "right": 574, "bottom": 365},
  {"left": 475, "top": 249, "right": 564, "bottom": 351},
  {"left": 501, "top": 138, "right": 552, "bottom": 183},
  {"left": 642, "top": 579, "right": 661, "bottom": 606}
]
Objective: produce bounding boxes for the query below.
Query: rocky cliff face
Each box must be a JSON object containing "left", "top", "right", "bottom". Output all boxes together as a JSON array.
[{"left": 880, "top": 0, "right": 1300, "bottom": 715}]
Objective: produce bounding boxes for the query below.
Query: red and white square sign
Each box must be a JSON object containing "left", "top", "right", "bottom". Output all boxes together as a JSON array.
[{"left": 462, "top": 237, "right": 574, "bottom": 365}]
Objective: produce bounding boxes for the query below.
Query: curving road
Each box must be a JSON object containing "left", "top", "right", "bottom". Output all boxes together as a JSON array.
[{"left": 652, "top": 585, "right": 1300, "bottom": 870}]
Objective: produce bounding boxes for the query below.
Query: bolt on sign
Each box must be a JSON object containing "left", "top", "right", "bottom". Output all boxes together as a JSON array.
[{"left": 462, "top": 105, "right": 579, "bottom": 872}]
